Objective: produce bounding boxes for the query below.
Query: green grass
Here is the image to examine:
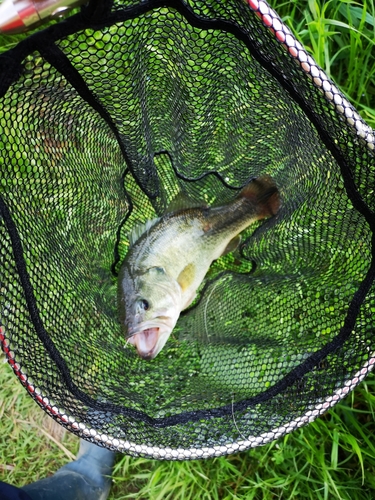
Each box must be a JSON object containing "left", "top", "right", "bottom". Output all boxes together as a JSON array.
[
  {"left": 270, "top": 0, "right": 375, "bottom": 127},
  {"left": 1, "top": 0, "right": 375, "bottom": 499},
  {"left": 2, "top": 353, "right": 375, "bottom": 499},
  {"left": 0, "top": 355, "right": 79, "bottom": 481}
]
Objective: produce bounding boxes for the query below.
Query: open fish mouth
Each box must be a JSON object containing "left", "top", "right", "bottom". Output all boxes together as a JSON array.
[
  {"left": 127, "top": 327, "right": 161, "bottom": 359},
  {"left": 126, "top": 322, "right": 162, "bottom": 339}
]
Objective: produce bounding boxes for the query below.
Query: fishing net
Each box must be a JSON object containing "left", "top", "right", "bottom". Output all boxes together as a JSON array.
[{"left": 0, "top": 0, "right": 374, "bottom": 460}]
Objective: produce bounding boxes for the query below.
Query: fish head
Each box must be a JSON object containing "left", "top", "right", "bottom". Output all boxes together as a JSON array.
[{"left": 118, "top": 265, "right": 182, "bottom": 360}]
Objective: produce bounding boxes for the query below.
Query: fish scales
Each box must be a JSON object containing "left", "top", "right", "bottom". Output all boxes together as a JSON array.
[{"left": 118, "top": 175, "right": 280, "bottom": 360}]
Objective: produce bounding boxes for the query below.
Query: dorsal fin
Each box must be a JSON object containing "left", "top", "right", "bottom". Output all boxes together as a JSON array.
[
  {"left": 165, "top": 191, "right": 205, "bottom": 214},
  {"left": 129, "top": 217, "right": 160, "bottom": 247}
]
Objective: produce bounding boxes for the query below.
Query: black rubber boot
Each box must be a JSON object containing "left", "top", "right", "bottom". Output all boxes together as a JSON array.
[{"left": 21, "top": 439, "right": 116, "bottom": 500}]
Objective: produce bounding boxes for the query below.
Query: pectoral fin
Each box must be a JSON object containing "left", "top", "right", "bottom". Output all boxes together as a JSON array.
[
  {"left": 177, "top": 263, "right": 196, "bottom": 291},
  {"left": 221, "top": 235, "right": 241, "bottom": 256}
]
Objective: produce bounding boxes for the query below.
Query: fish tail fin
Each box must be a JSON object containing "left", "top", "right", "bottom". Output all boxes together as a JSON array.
[{"left": 239, "top": 175, "right": 281, "bottom": 217}]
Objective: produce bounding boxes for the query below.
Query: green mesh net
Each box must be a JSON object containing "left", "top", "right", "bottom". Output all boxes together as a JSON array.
[{"left": 0, "top": 0, "right": 374, "bottom": 460}]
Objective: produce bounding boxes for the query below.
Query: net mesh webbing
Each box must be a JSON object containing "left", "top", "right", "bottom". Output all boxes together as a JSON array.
[{"left": 0, "top": 0, "right": 374, "bottom": 459}]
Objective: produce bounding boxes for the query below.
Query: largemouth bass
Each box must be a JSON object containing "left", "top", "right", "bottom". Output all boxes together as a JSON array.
[{"left": 118, "top": 175, "right": 280, "bottom": 360}]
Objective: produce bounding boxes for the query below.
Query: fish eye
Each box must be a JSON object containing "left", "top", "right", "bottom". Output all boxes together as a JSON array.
[
  {"left": 155, "top": 267, "right": 166, "bottom": 274},
  {"left": 149, "top": 266, "right": 166, "bottom": 275},
  {"left": 139, "top": 299, "right": 150, "bottom": 311}
]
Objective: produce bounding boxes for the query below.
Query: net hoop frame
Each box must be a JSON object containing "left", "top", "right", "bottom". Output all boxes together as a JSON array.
[{"left": 1, "top": 0, "right": 374, "bottom": 459}]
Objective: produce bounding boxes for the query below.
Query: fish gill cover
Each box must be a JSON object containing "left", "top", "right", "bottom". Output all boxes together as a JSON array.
[{"left": 0, "top": 0, "right": 374, "bottom": 459}]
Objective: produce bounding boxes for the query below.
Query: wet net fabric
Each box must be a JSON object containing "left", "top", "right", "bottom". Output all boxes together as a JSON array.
[{"left": 0, "top": 0, "right": 374, "bottom": 459}]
